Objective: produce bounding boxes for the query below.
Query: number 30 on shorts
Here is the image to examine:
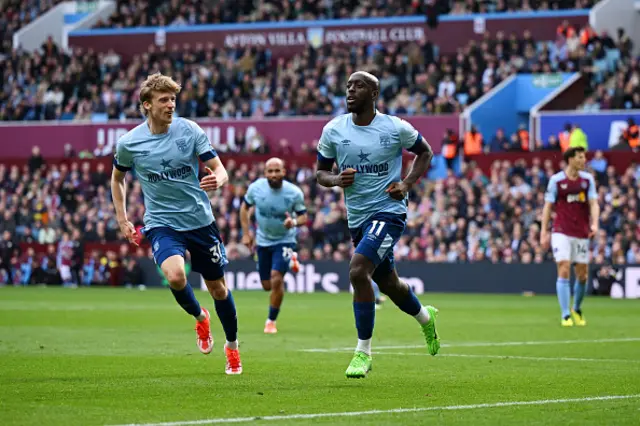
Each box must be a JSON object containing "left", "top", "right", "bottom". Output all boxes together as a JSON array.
[{"left": 209, "top": 243, "right": 224, "bottom": 264}]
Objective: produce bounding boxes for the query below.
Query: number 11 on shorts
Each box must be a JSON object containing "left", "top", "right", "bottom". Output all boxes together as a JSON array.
[{"left": 369, "top": 220, "right": 386, "bottom": 236}]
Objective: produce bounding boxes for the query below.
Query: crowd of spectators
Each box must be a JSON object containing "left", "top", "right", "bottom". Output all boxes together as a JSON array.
[
  {"left": 0, "top": 0, "right": 625, "bottom": 122},
  {"left": 1, "top": 18, "right": 630, "bottom": 123},
  {"left": 0, "top": 150, "right": 145, "bottom": 286},
  {"left": 0, "top": 147, "right": 638, "bottom": 285},
  {"left": 0, "top": 0, "right": 64, "bottom": 56},
  {"left": 582, "top": 43, "right": 639, "bottom": 111},
  {"left": 1, "top": 0, "right": 599, "bottom": 60},
  {"left": 94, "top": 0, "right": 599, "bottom": 29},
  {"left": 0, "top": 0, "right": 636, "bottom": 286}
]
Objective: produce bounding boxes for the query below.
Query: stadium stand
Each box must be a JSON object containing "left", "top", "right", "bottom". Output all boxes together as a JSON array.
[
  {"left": 92, "top": 0, "right": 598, "bottom": 28},
  {"left": 0, "top": 1, "right": 637, "bottom": 286},
  {"left": 0, "top": 0, "right": 65, "bottom": 56},
  {"left": 0, "top": 20, "right": 626, "bottom": 122},
  {"left": 0, "top": 148, "right": 638, "bottom": 285}
]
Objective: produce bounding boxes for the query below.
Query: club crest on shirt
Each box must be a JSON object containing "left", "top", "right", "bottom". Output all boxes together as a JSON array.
[
  {"left": 175, "top": 138, "right": 188, "bottom": 153},
  {"left": 379, "top": 133, "right": 391, "bottom": 148}
]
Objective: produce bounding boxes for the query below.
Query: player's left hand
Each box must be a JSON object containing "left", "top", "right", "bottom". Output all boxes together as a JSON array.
[
  {"left": 283, "top": 212, "right": 296, "bottom": 229},
  {"left": 589, "top": 223, "right": 599, "bottom": 238},
  {"left": 200, "top": 167, "right": 219, "bottom": 191},
  {"left": 386, "top": 181, "right": 411, "bottom": 201}
]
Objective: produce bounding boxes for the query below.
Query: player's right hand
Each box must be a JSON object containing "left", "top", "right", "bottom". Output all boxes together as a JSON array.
[
  {"left": 540, "top": 231, "right": 550, "bottom": 250},
  {"left": 241, "top": 233, "right": 254, "bottom": 249},
  {"left": 119, "top": 220, "right": 140, "bottom": 246},
  {"left": 336, "top": 168, "right": 357, "bottom": 188},
  {"left": 200, "top": 166, "right": 219, "bottom": 191}
]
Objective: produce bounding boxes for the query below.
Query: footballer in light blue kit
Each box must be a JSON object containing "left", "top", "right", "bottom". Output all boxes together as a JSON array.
[
  {"left": 111, "top": 73, "right": 242, "bottom": 375},
  {"left": 316, "top": 71, "right": 441, "bottom": 378},
  {"left": 240, "top": 158, "right": 307, "bottom": 334}
]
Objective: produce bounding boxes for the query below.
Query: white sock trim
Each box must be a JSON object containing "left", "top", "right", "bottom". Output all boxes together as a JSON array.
[
  {"left": 414, "top": 306, "right": 430, "bottom": 325},
  {"left": 356, "top": 338, "right": 372, "bottom": 356},
  {"left": 196, "top": 309, "right": 207, "bottom": 322},
  {"left": 226, "top": 340, "right": 238, "bottom": 350}
]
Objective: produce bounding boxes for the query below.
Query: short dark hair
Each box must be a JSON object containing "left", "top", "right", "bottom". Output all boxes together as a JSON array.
[{"left": 563, "top": 146, "right": 585, "bottom": 163}]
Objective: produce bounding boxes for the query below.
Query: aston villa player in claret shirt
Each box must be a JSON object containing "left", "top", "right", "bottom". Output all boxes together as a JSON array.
[{"left": 541, "top": 147, "right": 599, "bottom": 327}]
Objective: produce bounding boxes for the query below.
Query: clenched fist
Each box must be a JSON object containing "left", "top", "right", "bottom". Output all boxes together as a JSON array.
[
  {"left": 337, "top": 168, "right": 357, "bottom": 188},
  {"left": 386, "top": 181, "right": 410, "bottom": 201},
  {"left": 200, "top": 167, "right": 219, "bottom": 191}
]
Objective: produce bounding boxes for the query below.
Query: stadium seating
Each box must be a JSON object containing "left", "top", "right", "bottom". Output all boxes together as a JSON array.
[
  {"left": 0, "top": 0, "right": 65, "bottom": 56},
  {"left": 574, "top": 26, "right": 637, "bottom": 111},
  {"left": 1, "top": 20, "right": 625, "bottom": 122},
  {"left": 0, "top": 1, "right": 636, "bottom": 286},
  {"left": 92, "top": 0, "right": 599, "bottom": 29},
  {"left": 1, "top": 151, "right": 638, "bottom": 284}
]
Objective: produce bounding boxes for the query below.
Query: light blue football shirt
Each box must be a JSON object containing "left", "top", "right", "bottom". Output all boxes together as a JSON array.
[
  {"left": 244, "top": 178, "right": 306, "bottom": 247},
  {"left": 113, "top": 117, "right": 217, "bottom": 231},
  {"left": 317, "top": 112, "right": 422, "bottom": 228}
]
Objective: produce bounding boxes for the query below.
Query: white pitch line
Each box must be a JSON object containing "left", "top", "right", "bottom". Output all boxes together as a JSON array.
[
  {"left": 300, "top": 337, "right": 640, "bottom": 353},
  {"left": 378, "top": 352, "right": 640, "bottom": 364},
  {"left": 111, "top": 394, "right": 640, "bottom": 426}
]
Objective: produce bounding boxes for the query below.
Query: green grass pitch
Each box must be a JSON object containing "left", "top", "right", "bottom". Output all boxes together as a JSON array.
[{"left": 1, "top": 287, "right": 639, "bottom": 425}]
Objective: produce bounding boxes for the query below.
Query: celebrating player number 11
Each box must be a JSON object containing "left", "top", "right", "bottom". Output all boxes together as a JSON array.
[{"left": 316, "top": 71, "right": 441, "bottom": 379}]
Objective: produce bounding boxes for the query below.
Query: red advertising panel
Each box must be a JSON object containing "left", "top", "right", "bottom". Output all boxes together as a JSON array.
[{"left": 0, "top": 115, "right": 459, "bottom": 159}]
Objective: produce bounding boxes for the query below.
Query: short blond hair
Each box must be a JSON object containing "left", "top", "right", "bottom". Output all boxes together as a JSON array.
[{"left": 138, "top": 73, "right": 181, "bottom": 117}]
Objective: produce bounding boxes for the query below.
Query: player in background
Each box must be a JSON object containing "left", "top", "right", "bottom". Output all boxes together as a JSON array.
[
  {"left": 316, "top": 71, "right": 440, "bottom": 379},
  {"left": 57, "top": 232, "right": 74, "bottom": 287},
  {"left": 111, "top": 73, "right": 242, "bottom": 374},
  {"left": 541, "top": 147, "right": 599, "bottom": 327},
  {"left": 240, "top": 158, "right": 307, "bottom": 334}
]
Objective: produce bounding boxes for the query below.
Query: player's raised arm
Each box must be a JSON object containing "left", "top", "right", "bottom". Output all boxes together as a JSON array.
[
  {"left": 401, "top": 136, "right": 433, "bottom": 186},
  {"left": 192, "top": 120, "right": 228, "bottom": 193},
  {"left": 111, "top": 143, "right": 138, "bottom": 245},
  {"left": 200, "top": 156, "right": 229, "bottom": 193}
]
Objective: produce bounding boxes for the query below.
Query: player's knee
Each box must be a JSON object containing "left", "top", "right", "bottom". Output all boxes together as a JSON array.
[
  {"left": 575, "top": 265, "right": 588, "bottom": 282},
  {"left": 205, "top": 278, "right": 228, "bottom": 300},
  {"left": 557, "top": 262, "right": 571, "bottom": 278},
  {"left": 164, "top": 268, "right": 187, "bottom": 289},
  {"left": 261, "top": 280, "right": 272, "bottom": 291},
  {"left": 349, "top": 263, "right": 370, "bottom": 287}
]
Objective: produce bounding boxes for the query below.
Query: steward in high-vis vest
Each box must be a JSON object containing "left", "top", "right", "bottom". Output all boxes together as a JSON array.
[
  {"left": 464, "top": 125, "right": 483, "bottom": 160},
  {"left": 558, "top": 122, "right": 572, "bottom": 152},
  {"left": 441, "top": 128, "right": 460, "bottom": 170},
  {"left": 623, "top": 118, "right": 639, "bottom": 150},
  {"left": 569, "top": 124, "right": 588, "bottom": 151},
  {"left": 517, "top": 125, "right": 530, "bottom": 151}
]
